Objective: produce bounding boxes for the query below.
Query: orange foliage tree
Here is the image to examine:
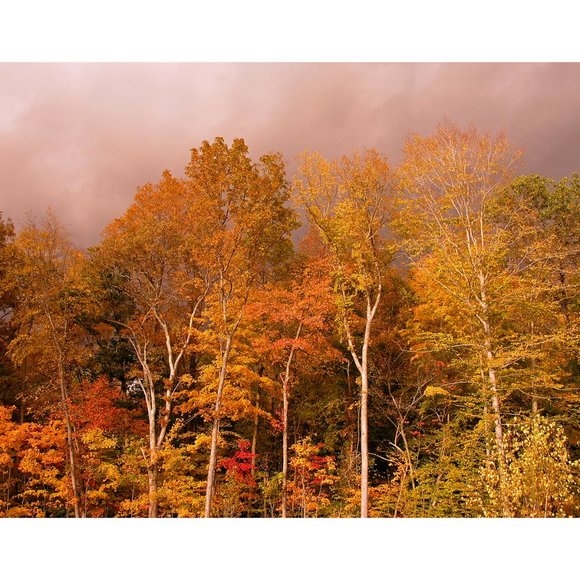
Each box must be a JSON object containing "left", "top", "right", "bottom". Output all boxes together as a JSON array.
[
  {"left": 95, "top": 170, "right": 212, "bottom": 517},
  {"left": 5, "top": 212, "right": 97, "bottom": 517},
  {"left": 294, "top": 148, "right": 394, "bottom": 517},
  {"left": 183, "top": 137, "right": 297, "bottom": 517},
  {"left": 247, "top": 258, "right": 340, "bottom": 516}
]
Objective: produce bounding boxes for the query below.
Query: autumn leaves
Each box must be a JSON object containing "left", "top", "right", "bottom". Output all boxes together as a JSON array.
[{"left": 0, "top": 121, "right": 577, "bottom": 517}]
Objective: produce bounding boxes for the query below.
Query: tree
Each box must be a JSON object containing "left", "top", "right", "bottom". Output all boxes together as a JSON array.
[
  {"left": 184, "top": 137, "right": 297, "bottom": 517},
  {"left": 0, "top": 405, "right": 70, "bottom": 517},
  {"left": 215, "top": 439, "right": 258, "bottom": 517},
  {"left": 0, "top": 213, "right": 17, "bottom": 408},
  {"left": 287, "top": 436, "right": 337, "bottom": 517},
  {"left": 95, "top": 170, "right": 212, "bottom": 517},
  {"left": 491, "top": 174, "right": 579, "bottom": 414},
  {"left": 248, "top": 258, "right": 339, "bottom": 516},
  {"left": 68, "top": 377, "right": 147, "bottom": 517},
  {"left": 5, "top": 211, "right": 95, "bottom": 517},
  {"left": 479, "top": 415, "right": 578, "bottom": 517},
  {"left": 294, "top": 148, "right": 394, "bottom": 517},
  {"left": 396, "top": 121, "right": 526, "bottom": 516}
]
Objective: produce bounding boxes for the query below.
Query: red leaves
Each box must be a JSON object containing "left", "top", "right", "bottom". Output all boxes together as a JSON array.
[
  {"left": 220, "top": 439, "right": 257, "bottom": 486},
  {"left": 69, "top": 377, "right": 146, "bottom": 438},
  {"left": 269, "top": 409, "right": 284, "bottom": 433}
]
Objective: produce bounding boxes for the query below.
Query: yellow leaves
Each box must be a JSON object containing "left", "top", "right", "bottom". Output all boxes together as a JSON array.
[
  {"left": 287, "top": 436, "right": 338, "bottom": 517},
  {"left": 81, "top": 428, "right": 117, "bottom": 452},
  {"left": 479, "top": 416, "right": 578, "bottom": 517},
  {"left": 398, "top": 122, "right": 523, "bottom": 257},
  {"left": 424, "top": 385, "right": 450, "bottom": 397},
  {"left": 157, "top": 477, "right": 206, "bottom": 518},
  {"left": 295, "top": 148, "right": 392, "bottom": 274},
  {"left": 6, "top": 210, "right": 97, "bottom": 387},
  {"left": 179, "top": 373, "right": 194, "bottom": 387},
  {"left": 193, "top": 433, "right": 212, "bottom": 452}
]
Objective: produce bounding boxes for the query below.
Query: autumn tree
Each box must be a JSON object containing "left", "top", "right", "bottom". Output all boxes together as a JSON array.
[
  {"left": 396, "top": 122, "right": 529, "bottom": 516},
  {"left": 5, "top": 212, "right": 96, "bottom": 517},
  {"left": 490, "top": 174, "right": 580, "bottom": 415},
  {"left": 287, "top": 436, "right": 338, "bottom": 517},
  {"left": 68, "top": 377, "right": 147, "bottom": 516},
  {"left": 479, "top": 415, "right": 578, "bottom": 517},
  {"left": 95, "top": 171, "right": 212, "bottom": 517},
  {"left": 248, "top": 258, "right": 339, "bottom": 516},
  {"left": 294, "top": 148, "right": 394, "bottom": 517},
  {"left": 0, "top": 213, "right": 17, "bottom": 407},
  {"left": 214, "top": 439, "right": 258, "bottom": 517},
  {"left": 0, "top": 405, "right": 70, "bottom": 516},
  {"left": 183, "top": 137, "right": 297, "bottom": 517}
]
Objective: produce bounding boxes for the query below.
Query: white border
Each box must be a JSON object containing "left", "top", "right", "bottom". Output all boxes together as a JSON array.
[{"left": 0, "top": 0, "right": 578, "bottom": 61}]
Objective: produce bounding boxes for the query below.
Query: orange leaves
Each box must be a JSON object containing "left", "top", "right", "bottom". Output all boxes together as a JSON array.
[
  {"left": 6, "top": 211, "right": 95, "bottom": 369},
  {"left": 70, "top": 377, "right": 147, "bottom": 438},
  {"left": 0, "top": 406, "right": 71, "bottom": 516},
  {"left": 0, "top": 406, "right": 28, "bottom": 470},
  {"left": 247, "top": 261, "right": 340, "bottom": 369},
  {"left": 184, "top": 137, "right": 297, "bottom": 279},
  {"left": 97, "top": 170, "right": 200, "bottom": 328}
]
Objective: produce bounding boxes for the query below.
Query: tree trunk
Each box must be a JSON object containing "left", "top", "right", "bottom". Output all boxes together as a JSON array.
[
  {"left": 281, "top": 323, "right": 301, "bottom": 518},
  {"left": 251, "top": 389, "right": 260, "bottom": 476},
  {"left": 482, "top": 321, "right": 509, "bottom": 517},
  {"left": 478, "top": 273, "right": 510, "bottom": 517},
  {"left": 58, "top": 359, "right": 81, "bottom": 519},
  {"left": 486, "top": 350, "right": 510, "bottom": 516},
  {"left": 147, "top": 393, "right": 158, "bottom": 518},
  {"left": 147, "top": 453, "right": 158, "bottom": 518},
  {"left": 282, "top": 378, "right": 289, "bottom": 518},
  {"left": 204, "top": 336, "right": 233, "bottom": 518},
  {"left": 399, "top": 423, "right": 416, "bottom": 491},
  {"left": 344, "top": 293, "right": 377, "bottom": 519},
  {"left": 360, "top": 362, "right": 369, "bottom": 518},
  {"left": 358, "top": 296, "right": 375, "bottom": 519},
  {"left": 143, "top": 375, "right": 159, "bottom": 518}
]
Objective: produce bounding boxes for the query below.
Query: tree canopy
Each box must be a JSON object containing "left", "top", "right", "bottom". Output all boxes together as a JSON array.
[{"left": 0, "top": 127, "right": 578, "bottom": 518}]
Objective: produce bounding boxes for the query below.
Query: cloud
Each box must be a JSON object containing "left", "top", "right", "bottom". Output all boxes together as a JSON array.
[{"left": 0, "top": 63, "right": 579, "bottom": 247}]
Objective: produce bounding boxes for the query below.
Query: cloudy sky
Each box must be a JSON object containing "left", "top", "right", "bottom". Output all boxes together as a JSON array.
[{"left": 1, "top": 62, "right": 579, "bottom": 247}]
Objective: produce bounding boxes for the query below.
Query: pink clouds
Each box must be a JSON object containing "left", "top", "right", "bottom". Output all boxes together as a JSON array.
[{"left": 0, "top": 63, "right": 579, "bottom": 247}]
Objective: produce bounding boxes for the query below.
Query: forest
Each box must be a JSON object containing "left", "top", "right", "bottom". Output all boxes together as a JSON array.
[{"left": 0, "top": 121, "right": 578, "bottom": 518}]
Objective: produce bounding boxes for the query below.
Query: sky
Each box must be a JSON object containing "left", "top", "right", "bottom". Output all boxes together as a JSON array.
[{"left": 1, "top": 62, "right": 579, "bottom": 247}]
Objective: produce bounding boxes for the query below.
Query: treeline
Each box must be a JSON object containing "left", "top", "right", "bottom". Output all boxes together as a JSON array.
[{"left": 0, "top": 122, "right": 578, "bottom": 518}]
